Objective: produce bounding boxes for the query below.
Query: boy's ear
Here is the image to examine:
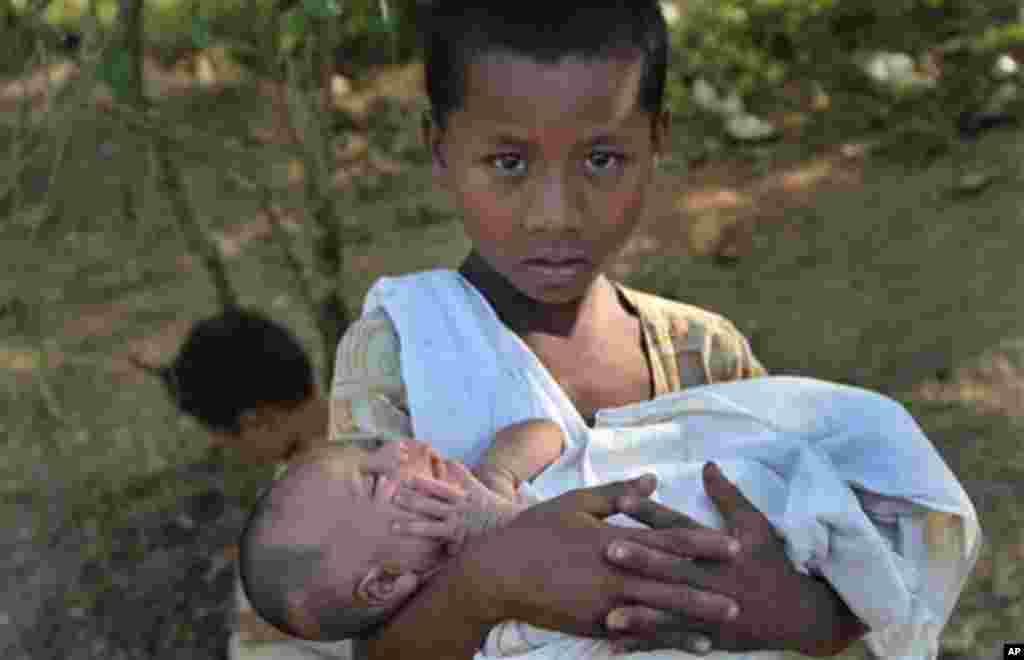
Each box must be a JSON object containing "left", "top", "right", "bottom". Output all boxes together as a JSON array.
[
  {"left": 356, "top": 566, "right": 420, "bottom": 608},
  {"left": 651, "top": 109, "right": 671, "bottom": 163},
  {"left": 238, "top": 406, "right": 270, "bottom": 432},
  {"left": 420, "top": 110, "right": 448, "bottom": 179}
]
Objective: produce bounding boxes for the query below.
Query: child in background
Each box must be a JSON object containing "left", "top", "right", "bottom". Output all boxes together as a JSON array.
[{"left": 161, "top": 308, "right": 326, "bottom": 465}]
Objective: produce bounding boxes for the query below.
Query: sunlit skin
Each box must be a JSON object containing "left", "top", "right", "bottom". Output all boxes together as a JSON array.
[{"left": 424, "top": 52, "right": 670, "bottom": 337}]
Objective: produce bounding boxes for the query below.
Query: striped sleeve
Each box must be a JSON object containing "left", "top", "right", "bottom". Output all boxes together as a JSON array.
[{"left": 328, "top": 307, "right": 413, "bottom": 447}]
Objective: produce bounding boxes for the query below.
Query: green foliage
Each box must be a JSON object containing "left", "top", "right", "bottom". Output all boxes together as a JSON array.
[
  {"left": 97, "top": 48, "right": 135, "bottom": 103},
  {"left": 666, "top": 0, "right": 1024, "bottom": 157},
  {"left": 302, "top": 0, "right": 343, "bottom": 20},
  {"left": 189, "top": 15, "right": 211, "bottom": 50}
]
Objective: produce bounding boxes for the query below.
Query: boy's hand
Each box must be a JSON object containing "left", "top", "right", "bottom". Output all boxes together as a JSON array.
[
  {"left": 395, "top": 463, "right": 526, "bottom": 555},
  {"left": 461, "top": 474, "right": 741, "bottom": 639},
  {"left": 603, "top": 463, "right": 866, "bottom": 656}
]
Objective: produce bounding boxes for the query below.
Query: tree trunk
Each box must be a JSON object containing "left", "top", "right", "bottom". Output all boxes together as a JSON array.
[{"left": 118, "top": 0, "right": 146, "bottom": 107}]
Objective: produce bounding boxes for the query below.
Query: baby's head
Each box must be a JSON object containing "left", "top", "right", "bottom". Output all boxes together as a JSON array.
[
  {"left": 238, "top": 439, "right": 460, "bottom": 641},
  {"left": 157, "top": 308, "right": 323, "bottom": 463},
  {"left": 421, "top": 1, "right": 672, "bottom": 304}
]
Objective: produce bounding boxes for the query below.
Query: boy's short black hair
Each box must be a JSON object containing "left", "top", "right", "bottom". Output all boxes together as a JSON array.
[
  {"left": 164, "top": 308, "right": 314, "bottom": 434},
  {"left": 423, "top": 1, "right": 670, "bottom": 131}
]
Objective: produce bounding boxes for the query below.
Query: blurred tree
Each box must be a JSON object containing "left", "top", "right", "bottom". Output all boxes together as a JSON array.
[{"left": 118, "top": 0, "right": 146, "bottom": 107}]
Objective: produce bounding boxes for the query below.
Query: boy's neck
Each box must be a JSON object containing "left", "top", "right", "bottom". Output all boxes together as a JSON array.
[
  {"left": 288, "top": 395, "right": 330, "bottom": 457},
  {"left": 458, "top": 252, "right": 619, "bottom": 338}
]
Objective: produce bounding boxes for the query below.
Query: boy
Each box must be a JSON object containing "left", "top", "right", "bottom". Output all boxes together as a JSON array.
[
  {"left": 156, "top": 308, "right": 352, "bottom": 659},
  {"left": 262, "top": 1, "right": 935, "bottom": 657},
  {"left": 241, "top": 378, "right": 979, "bottom": 659},
  {"left": 322, "top": 2, "right": 790, "bottom": 657}
]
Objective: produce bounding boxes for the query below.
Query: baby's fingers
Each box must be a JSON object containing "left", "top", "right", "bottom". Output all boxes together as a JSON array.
[
  {"left": 394, "top": 486, "right": 456, "bottom": 520},
  {"left": 392, "top": 518, "right": 459, "bottom": 541},
  {"left": 405, "top": 474, "right": 465, "bottom": 503}
]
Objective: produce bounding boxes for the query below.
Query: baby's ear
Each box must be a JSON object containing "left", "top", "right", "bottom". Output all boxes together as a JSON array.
[{"left": 356, "top": 567, "right": 420, "bottom": 608}]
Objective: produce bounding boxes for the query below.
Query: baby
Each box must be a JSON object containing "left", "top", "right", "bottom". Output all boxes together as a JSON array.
[{"left": 236, "top": 420, "right": 562, "bottom": 643}]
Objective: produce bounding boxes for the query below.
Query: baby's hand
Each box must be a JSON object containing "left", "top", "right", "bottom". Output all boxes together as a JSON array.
[{"left": 395, "top": 463, "right": 525, "bottom": 555}]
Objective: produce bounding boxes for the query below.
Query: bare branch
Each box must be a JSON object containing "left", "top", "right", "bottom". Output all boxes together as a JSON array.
[
  {"left": 282, "top": 52, "right": 352, "bottom": 389},
  {"left": 150, "top": 132, "right": 240, "bottom": 312},
  {"left": 227, "top": 169, "right": 318, "bottom": 317},
  {"left": 27, "top": 10, "right": 107, "bottom": 238}
]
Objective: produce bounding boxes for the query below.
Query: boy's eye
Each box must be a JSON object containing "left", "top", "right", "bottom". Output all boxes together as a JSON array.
[
  {"left": 487, "top": 153, "right": 526, "bottom": 176},
  {"left": 585, "top": 151, "right": 625, "bottom": 175}
]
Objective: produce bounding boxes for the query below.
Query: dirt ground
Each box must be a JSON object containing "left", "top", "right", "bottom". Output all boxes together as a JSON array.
[{"left": 2, "top": 58, "right": 1022, "bottom": 658}]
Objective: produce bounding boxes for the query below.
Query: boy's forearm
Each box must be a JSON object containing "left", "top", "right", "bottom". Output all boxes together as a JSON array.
[
  {"left": 365, "top": 536, "right": 501, "bottom": 660},
  {"left": 790, "top": 576, "right": 869, "bottom": 657}
]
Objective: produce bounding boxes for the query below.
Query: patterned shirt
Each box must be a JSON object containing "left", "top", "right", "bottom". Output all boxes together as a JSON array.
[{"left": 229, "top": 281, "right": 766, "bottom": 660}]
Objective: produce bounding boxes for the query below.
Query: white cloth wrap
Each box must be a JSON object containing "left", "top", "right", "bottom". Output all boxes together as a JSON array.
[{"left": 361, "top": 270, "right": 980, "bottom": 660}]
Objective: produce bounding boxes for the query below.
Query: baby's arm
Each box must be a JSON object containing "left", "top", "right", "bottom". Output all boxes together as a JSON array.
[
  {"left": 474, "top": 419, "right": 565, "bottom": 500},
  {"left": 393, "top": 421, "right": 564, "bottom": 555},
  {"left": 397, "top": 461, "right": 530, "bottom": 557}
]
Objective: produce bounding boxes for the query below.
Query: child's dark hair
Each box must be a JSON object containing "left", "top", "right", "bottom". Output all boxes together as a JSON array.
[
  {"left": 163, "top": 308, "right": 314, "bottom": 433},
  {"left": 423, "top": 1, "right": 670, "bottom": 130}
]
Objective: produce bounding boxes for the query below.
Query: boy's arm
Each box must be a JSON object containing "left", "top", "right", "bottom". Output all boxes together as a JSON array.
[
  {"left": 366, "top": 475, "right": 744, "bottom": 660},
  {"left": 328, "top": 310, "right": 415, "bottom": 449}
]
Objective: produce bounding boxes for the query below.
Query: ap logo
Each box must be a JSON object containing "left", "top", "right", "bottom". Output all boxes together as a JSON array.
[{"left": 1006, "top": 644, "right": 1023, "bottom": 658}]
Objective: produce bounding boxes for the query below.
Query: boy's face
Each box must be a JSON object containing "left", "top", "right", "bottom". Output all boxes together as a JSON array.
[{"left": 426, "top": 52, "right": 669, "bottom": 304}]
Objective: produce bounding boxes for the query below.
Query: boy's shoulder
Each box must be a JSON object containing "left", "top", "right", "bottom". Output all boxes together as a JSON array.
[
  {"left": 614, "top": 281, "right": 743, "bottom": 340},
  {"left": 614, "top": 282, "right": 767, "bottom": 383}
]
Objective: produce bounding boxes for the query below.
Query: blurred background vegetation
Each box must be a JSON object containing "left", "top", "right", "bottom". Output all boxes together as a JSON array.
[{"left": 2, "top": 1, "right": 1024, "bottom": 658}]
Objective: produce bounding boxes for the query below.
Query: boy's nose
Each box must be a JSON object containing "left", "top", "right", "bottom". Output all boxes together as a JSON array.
[{"left": 522, "top": 173, "right": 582, "bottom": 233}]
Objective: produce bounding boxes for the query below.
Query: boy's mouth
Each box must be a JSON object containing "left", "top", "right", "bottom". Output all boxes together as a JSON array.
[
  {"left": 522, "top": 244, "right": 590, "bottom": 265},
  {"left": 523, "top": 258, "right": 589, "bottom": 267},
  {"left": 521, "top": 255, "right": 592, "bottom": 285}
]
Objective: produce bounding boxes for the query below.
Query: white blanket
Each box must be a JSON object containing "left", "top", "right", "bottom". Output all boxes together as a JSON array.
[{"left": 362, "top": 270, "right": 980, "bottom": 660}]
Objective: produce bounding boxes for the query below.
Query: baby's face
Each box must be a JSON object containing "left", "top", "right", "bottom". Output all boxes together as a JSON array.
[{"left": 317, "top": 439, "right": 465, "bottom": 609}]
